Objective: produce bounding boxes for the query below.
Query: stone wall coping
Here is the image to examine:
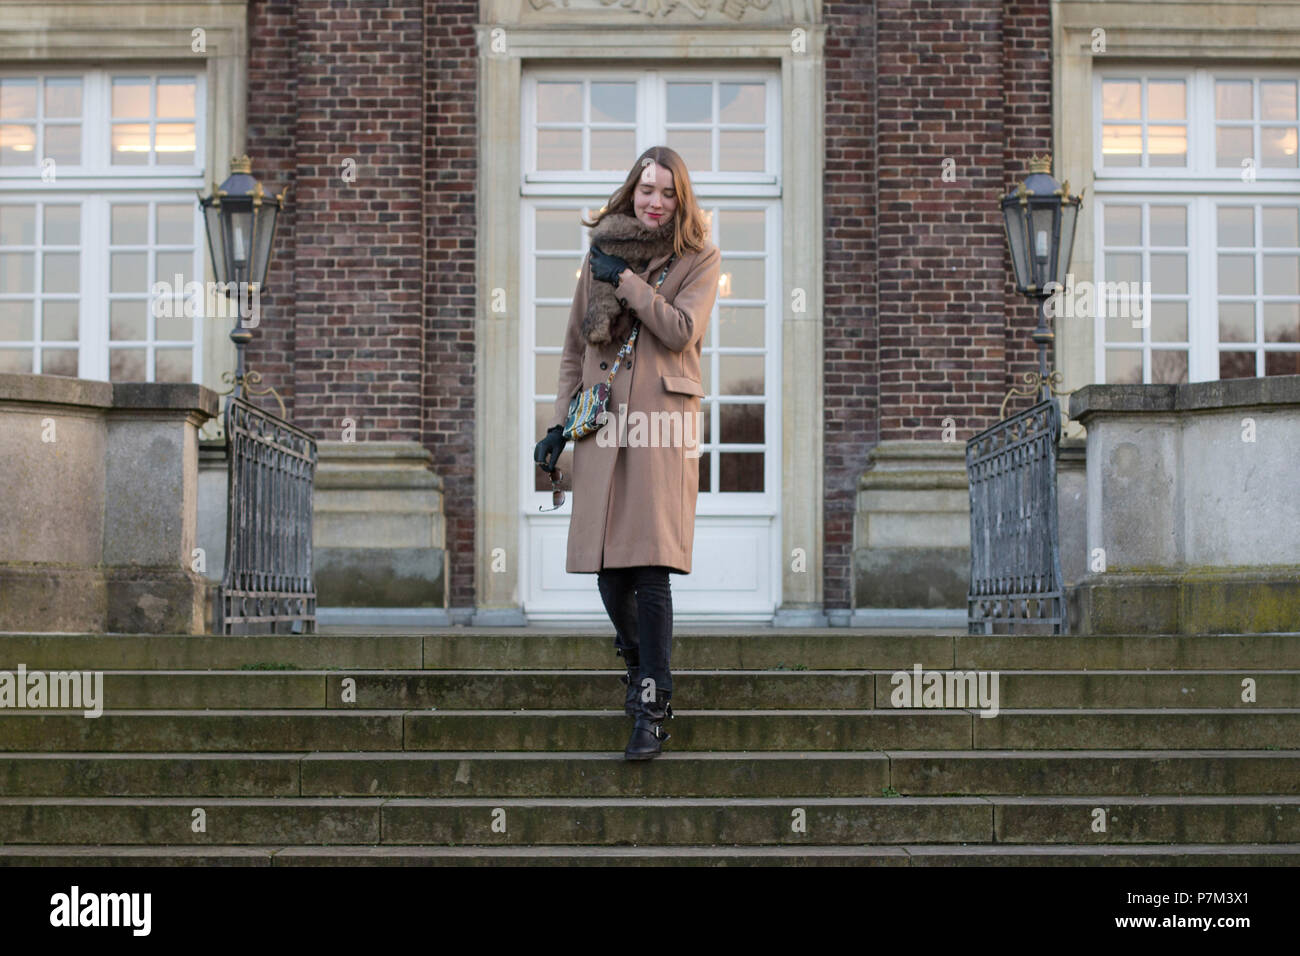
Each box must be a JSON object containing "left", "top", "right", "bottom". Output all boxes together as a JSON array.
[
  {"left": 859, "top": 471, "right": 970, "bottom": 491},
  {"left": 313, "top": 440, "right": 441, "bottom": 490},
  {"left": 109, "top": 382, "right": 219, "bottom": 417},
  {"left": 0, "top": 373, "right": 113, "bottom": 409},
  {"left": 1058, "top": 438, "right": 1086, "bottom": 465},
  {"left": 0, "top": 374, "right": 218, "bottom": 417},
  {"left": 866, "top": 440, "right": 967, "bottom": 462},
  {"left": 316, "top": 471, "right": 443, "bottom": 491},
  {"left": 1071, "top": 375, "right": 1300, "bottom": 423},
  {"left": 316, "top": 440, "right": 435, "bottom": 463}
]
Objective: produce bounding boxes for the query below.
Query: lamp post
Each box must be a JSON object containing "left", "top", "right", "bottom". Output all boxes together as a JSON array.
[
  {"left": 999, "top": 155, "right": 1082, "bottom": 406},
  {"left": 198, "top": 154, "right": 286, "bottom": 410}
]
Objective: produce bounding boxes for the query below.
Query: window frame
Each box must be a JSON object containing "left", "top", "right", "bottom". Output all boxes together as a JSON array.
[
  {"left": 519, "top": 64, "right": 783, "bottom": 515},
  {"left": 1094, "top": 66, "right": 1299, "bottom": 182},
  {"left": 0, "top": 67, "right": 206, "bottom": 383},
  {"left": 1093, "top": 66, "right": 1300, "bottom": 384},
  {"left": 522, "top": 67, "right": 781, "bottom": 196}
]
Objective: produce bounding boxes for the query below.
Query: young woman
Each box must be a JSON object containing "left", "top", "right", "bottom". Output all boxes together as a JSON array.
[{"left": 533, "top": 146, "right": 721, "bottom": 761}]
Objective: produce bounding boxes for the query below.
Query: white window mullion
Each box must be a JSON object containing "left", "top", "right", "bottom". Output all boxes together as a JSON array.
[
  {"left": 32, "top": 198, "right": 44, "bottom": 374},
  {"left": 767, "top": 78, "right": 780, "bottom": 187},
  {"left": 190, "top": 211, "right": 203, "bottom": 383},
  {"left": 580, "top": 79, "right": 589, "bottom": 172},
  {"left": 641, "top": 71, "right": 657, "bottom": 155},
  {"left": 1255, "top": 201, "right": 1265, "bottom": 377},
  {"left": 1190, "top": 197, "right": 1213, "bottom": 381},
  {"left": 1140, "top": 202, "right": 1150, "bottom": 381},
  {"left": 521, "top": 73, "right": 534, "bottom": 183},
  {"left": 1191, "top": 68, "right": 1208, "bottom": 177}
]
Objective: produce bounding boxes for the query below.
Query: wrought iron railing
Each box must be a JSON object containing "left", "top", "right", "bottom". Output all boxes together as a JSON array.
[
  {"left": 966, "top": 398, "right": 1068, "bottom": 635},
  {"left": 218, "top": 396, "right": 317, "bottom": 634}
]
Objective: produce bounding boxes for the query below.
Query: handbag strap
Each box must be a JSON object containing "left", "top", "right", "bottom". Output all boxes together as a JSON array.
[{"left": 602, "top": 253, "right": 675, "bottom": 389}]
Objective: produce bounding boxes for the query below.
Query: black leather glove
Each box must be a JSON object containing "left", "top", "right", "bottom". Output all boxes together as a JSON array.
[
  {"left": 589, "top": 244, "right": 630, "bottom": 287},
  {"left": 534, "top": 424, "right": 565, "bottom": 472}
]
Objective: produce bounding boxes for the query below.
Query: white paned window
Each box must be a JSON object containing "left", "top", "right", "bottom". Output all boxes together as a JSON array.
[
  {"left": 523, "top": 67, "right": 781, "bottom": 512},
  {"left": 523, "top": 69, "right": 780, "bottom": 195},
  {"left": 1099, "top": 76, "right": 1188, "bottom": 169},
  {"left": 1094, "top": 68, "right": 1300, "bottom": 383},
  {"left": 1215, "top": 202, "right": 1300, "bottom": 377},
  {"left": 1098, "top": 200, "right": 1191, "bottom": 384},
  {"left": 528, "top": 202, "right": 775, "bottom": 497},
  {"left": 0, "top": 75, "right": 83, "bottom": 168},
  {"left": 0, "top": 69, "right": 205, "bottom": 382},
  {"left": 0, "top": 201, "right": 81, "bottom": 376},
  {"left": 534, "top": 80, "right": 638, "bottom": 172}
]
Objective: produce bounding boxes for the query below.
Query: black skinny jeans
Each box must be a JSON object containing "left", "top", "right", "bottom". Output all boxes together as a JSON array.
[{"left": 596, "top": 565, "right": 673, "bottom": 699}]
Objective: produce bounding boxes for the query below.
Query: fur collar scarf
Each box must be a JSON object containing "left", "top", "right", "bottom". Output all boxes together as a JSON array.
[{"left": 582, "top": 212, "right": 677, "bottom": 346}]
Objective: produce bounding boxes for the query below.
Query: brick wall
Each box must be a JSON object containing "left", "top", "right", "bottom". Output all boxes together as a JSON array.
[
  {"left": 247, "top": 0, "right": 1050, "bottom": 615},
  {"left": 823, "top": 1, "right": 879, "bottom": 612},
  {"left": 419, "top": 0, "right": 478, "bottom": 610},
  {"left": 248, "top": 0, "right": 478, "bottom": 609},
  {"left": 246, "top": 0, "right": 298, "bottom": 410},
  {"left": 823, "top": 0, "right": 1053, "bottom": 609},
  {"left": 1001, "top": 0, "right": 1056, "bottom": 414}
]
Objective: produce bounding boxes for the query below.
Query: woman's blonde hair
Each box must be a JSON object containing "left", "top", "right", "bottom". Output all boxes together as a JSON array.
[{"left": 582, "top": 146, "right": 711, "bottom": 259}]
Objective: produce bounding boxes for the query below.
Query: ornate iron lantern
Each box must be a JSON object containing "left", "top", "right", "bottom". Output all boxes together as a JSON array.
[
  {"left": 198, "top": 154, "right": 286, "bottom": 407},
  {"left": 1000, "top": 155, "right": 1083, "bottom": 405}
]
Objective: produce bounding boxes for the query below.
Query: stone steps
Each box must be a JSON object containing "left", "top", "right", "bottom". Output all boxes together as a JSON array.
[
  {"left": 1, "top": 630, "right": 1295, "bottom": 865},
  {"left": 2, "top": 631, "right": 1297, "bottom": 670},
  {"left": 6, "top": 844, "right": 1300, "bottom": 866},
  {"left": 2, "top": 750, "right": 1297, "bottom": 797},
  {"left": 3, "top": 708, "right": 1297, "bottom": 751},
  {"left": 1, "top": 795, "right": 1297, "bottom": 845},
  {"left": 10, "top": 668, "right": 1294, "bottom": 709}
]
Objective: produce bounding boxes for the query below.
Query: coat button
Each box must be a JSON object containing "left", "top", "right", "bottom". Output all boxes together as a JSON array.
[
  {"left": 600, "top": 361, "right": 608, "bottom": 370},
  {"left": 617, "top": 297, "right": 627, "bottom": 307}
]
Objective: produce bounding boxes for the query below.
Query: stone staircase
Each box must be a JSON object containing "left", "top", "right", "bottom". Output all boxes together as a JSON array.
[{"left": 0, "top": 630, "right": 1298, "bottom": 865}]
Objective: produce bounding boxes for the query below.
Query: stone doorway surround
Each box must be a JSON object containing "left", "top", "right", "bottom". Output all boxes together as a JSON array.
[{"left": 474, "top": 1, "right": 826, "bottom": 625}]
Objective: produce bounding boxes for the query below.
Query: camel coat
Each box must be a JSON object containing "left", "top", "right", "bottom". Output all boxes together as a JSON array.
[{"left": 549, "top": 241, "right": 722, "bottom": 574}]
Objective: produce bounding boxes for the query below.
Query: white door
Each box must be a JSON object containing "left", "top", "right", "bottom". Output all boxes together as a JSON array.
[{"left": 519, "top": 69, "right": 782, "bottom": 622}]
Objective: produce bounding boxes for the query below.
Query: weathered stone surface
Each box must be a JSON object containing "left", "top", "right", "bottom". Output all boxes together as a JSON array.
[
  {"left": 0, "top": 566, "right": 107, "bottom": 633},
  {"left": 1068, "top": 377, "right": 1300, "bottom": 633},
  {"left": 855, "top": 547, "right": 968, "bottom": 608},
  {"left": 1, "top": 374, "right": 217, "bottom": 633},
  {"left": 314, "top": 547, "right": 444, "bottom": 608},
  {"left": 1071, "top": 571, "right": 1300, "bottom": 635},
  {"left": 1072, "top": 375, "right": 1300, "bottom": 418}
]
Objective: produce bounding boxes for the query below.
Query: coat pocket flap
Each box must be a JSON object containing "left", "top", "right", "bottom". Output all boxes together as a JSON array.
[{"left": 661, "top": 374, "right": 705, "bottom": 397}]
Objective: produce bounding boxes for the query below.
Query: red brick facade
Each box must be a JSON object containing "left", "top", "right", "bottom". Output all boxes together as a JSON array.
[
  {"left": 248, "top": 0, "right": 479, "bottom": 608},
  {"left": 246, "top": 0, "right": 1052, "bottom": 613},
  {"left": 823, "top": 0, "right": 1052, "bottom": 608}
]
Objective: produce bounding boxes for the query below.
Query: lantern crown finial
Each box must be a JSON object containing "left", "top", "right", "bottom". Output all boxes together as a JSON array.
[
  {"left": 230, "top": 154, "right": 253, "bottom": 174},
  {"left": 1028, "top": 154, "right": 1052, "bottom": 175}
]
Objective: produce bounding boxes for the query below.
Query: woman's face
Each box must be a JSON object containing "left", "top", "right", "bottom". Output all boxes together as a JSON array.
[{"left": 633, "top": 161, "right": 677, "bottom": 230}]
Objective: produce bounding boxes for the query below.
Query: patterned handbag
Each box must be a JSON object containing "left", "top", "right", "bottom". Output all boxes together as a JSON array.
[{"left": 563, "top": 253, "right": 675, "bottom": 441}]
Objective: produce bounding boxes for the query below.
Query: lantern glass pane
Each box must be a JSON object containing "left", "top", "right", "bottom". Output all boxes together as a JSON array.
[
  {"left": 229, "top": 209, "right": 253, "bottom": 278},
  {"left": 1003, "top": 203, "right": 1030, "bottom": 290},
  {"left": 252, "top": 203, "right": 279, "bottom": 288},
  {"left": 1030, "top": 203, "right": 1057, "bottom": 289},
  {"left": 202, "top": 202, "right": 227, "bottom": 284},
  {"left": 1055, "top": 202, "right": 1079, "bottom": 287}
]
